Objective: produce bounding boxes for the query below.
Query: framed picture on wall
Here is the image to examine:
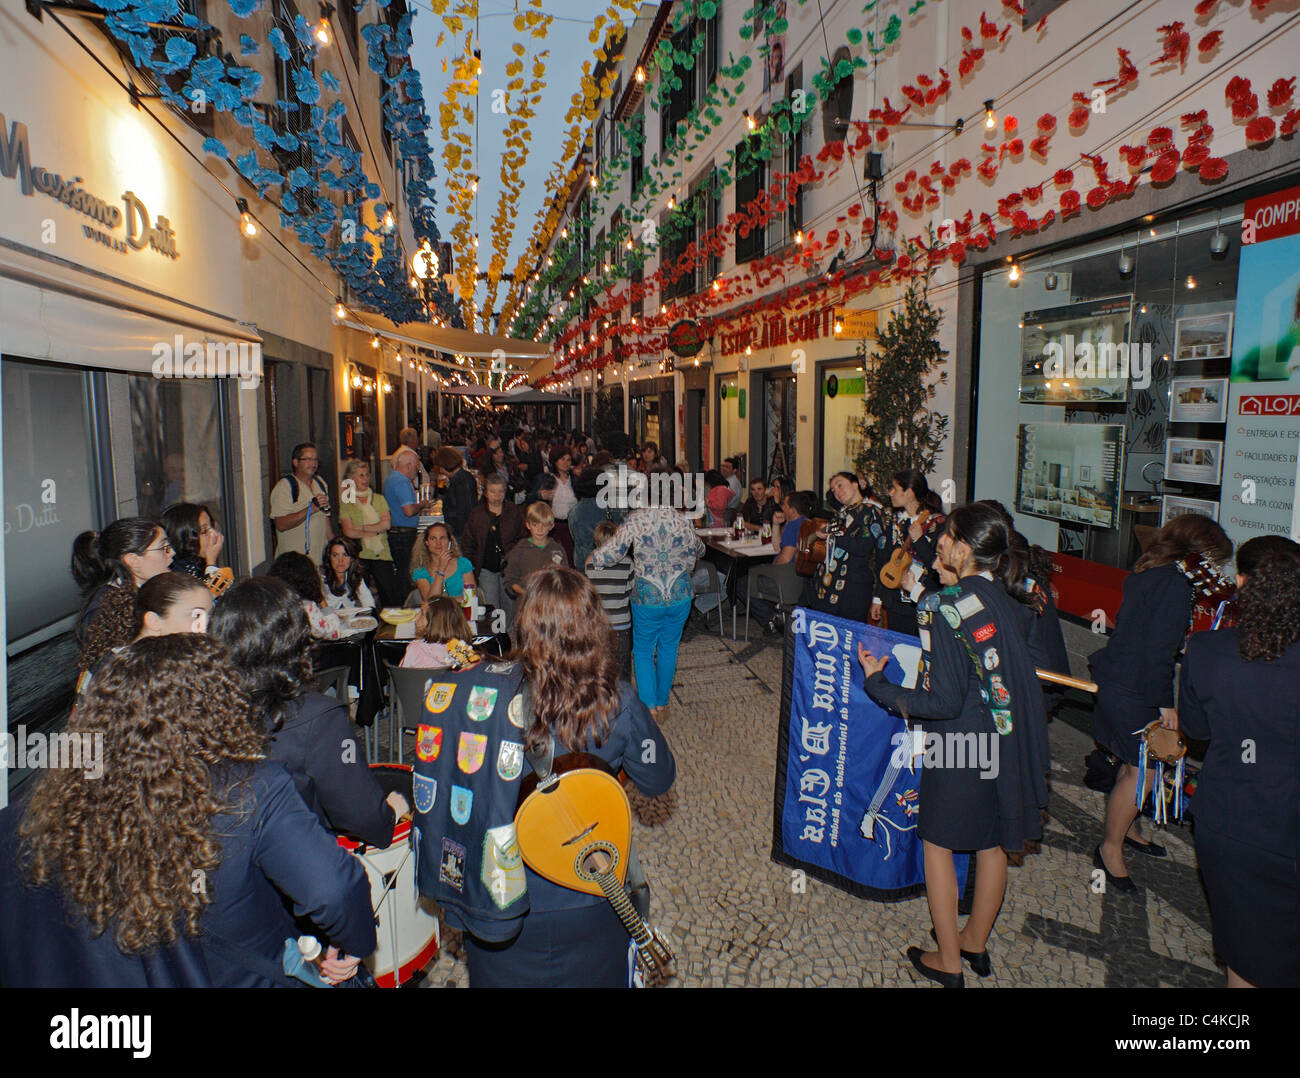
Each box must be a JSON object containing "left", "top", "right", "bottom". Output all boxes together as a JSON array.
[
  {"left": 1169, "top": 377, "right": 1229, "bottom": 423},
  {"left": 1018, "top": 295, "right": 1134, "bottom": 404},
  {"left": 1014, "top": 421, "right": 1125, "bottom": 529},
  {"left": 1164, "top": 437, "right": 1224, "bottom": 485},
  {"left": 1174, "top": 312, "right": 1233, "bottom": 361},
  {"left": 1161, "top": 494, "right": 1221, "bottom": 526}
]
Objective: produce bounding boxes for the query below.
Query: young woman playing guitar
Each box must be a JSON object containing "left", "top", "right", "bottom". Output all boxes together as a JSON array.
[{"left": 875, "top": 469, "right": 946, "bottom": 636}]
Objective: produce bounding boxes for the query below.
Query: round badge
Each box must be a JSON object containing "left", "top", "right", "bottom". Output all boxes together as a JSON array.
[
  {"left": 939, "top": 604, "right": 962, "bottom": 629},
  {"left": 982, "top": 647, "right": 1000, "bottom": 670},
  {"left": 507, "top": 694, "right": 527, "bottom": 729}
]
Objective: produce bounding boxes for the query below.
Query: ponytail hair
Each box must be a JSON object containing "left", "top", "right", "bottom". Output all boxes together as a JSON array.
[
  {"left": 946, "top": 502, "right": 1028, "bottom": 599},
  {"left": 133, "top": 571, "right": 210, "bottom": 636},
  {"left": 893, "top": 468, "right": 943, "bottom": 515},
  {"left": 975, "top": 499, "right": 1050, "bottom": 601},
  {"left": 71, "top": 519, "right": 161, "bottom": 594}
]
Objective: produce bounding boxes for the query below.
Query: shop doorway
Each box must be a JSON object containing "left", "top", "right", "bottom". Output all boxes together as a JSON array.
[{"left": 760, "top": 370, "right": 797, "bottom": 482}]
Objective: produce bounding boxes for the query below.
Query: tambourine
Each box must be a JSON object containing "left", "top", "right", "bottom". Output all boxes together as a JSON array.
[{"left": 1140, "top": 721, "right": 1187, "bottom": 766}]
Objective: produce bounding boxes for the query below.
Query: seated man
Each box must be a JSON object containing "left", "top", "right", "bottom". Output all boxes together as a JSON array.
[
  {"left": 740, "top": 477, "right": 777, "bottom": 533},
  {"left": 747, "top": 491, "right": 812, "bottom": 634}
]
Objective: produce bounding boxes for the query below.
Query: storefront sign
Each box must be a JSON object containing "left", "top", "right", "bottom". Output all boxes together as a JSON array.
[
  {"left": 1219, "top": 184, "right": 1300, "bottom": 544},
  {"left": 719, "top": 305, "right": 840, "bottom": 357},
  {"left": 666, "top": 319, "right": 706, "bottom": 358},
  {"left": 834, "top": 307, "right": 877, "bottom": 338},
  {"left": 1, "top": 111, "right": 179, "bottom": 259}
]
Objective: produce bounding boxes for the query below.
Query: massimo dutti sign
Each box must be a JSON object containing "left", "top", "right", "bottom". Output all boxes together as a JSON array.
[{"left": 1, "top": 111, "right": 179, "bottom": 259}]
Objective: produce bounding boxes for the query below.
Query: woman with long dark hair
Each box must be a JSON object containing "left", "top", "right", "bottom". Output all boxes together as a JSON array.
[
  {"left": 876, "top": 469, "right": 948, "bottom": 635},
  {"left": 320, "top": 537, "right": 375, "bottom": 611},
  {"left": 1179, "top": 542, "right": 1300, "bottom": 987},
  {"left": 806, "top": 472, "right": 888, "bottom": 623},
  {"left": 210, "top": 577, "right": 404, "bottom": 848},
  {"left": 269, "top": 551, "right": 344, "bottom": 640},
  {"left": 72, "top": 518, "right": 174, "bottom": 677},
  {"left": 1089, "top": 514, "right": 1232, "bottom": 888},
  {"left": 161, "top": 502, "right": 224, "bottom": 584},
  {"left": 859, "top": 503, "right": 1049, "bottom": 987},
  {"left": 0, "top": 634, "right": 375, "bottom": 987},
  {"left": 462, "top": 568, "right": 676, "bottom": 987}
]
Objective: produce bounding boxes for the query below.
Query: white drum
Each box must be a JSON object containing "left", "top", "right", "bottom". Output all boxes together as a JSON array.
[{"left": 337, "top": 764, "right": 440, "bottom": 987}]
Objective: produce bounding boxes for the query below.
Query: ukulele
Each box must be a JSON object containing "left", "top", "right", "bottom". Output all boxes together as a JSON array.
[
  {"left": 878, "top": 511, "right": 932, "bottom": 591},
  {"left": 514, "top": 756, "right": 674, "bottom": 984},
  {"left": 1178, "top": 551, "right": 1236, "bottom": 635}
]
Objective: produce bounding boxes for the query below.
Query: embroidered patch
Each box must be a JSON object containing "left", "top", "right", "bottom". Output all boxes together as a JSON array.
[
  {"left": 991, "top": 708, "right": 1014, "bottom": 735},
  {"left": 972, "top": 622, "right": 997, "bottom": 643},
  {"left": 939, "top": 604, "right": 962, "bottom": 629},
  {"left": 466, "top": 685, "right": 498, "bottom": 722},
  {"left": 982, "top": 647, "right": 1000, "bottom": 671},
  {"left": 457, "top": 732, "right": 487, "bottom": 774},
  {"left": 450, "top": 784, "right": 473, "bottom": 825},
  {"left": 550, "top": 552, "right": 564, "bottom": 565},
  {"left": 416, "top": 725, "right": 443, "bottom": 762},
  {"left": 481, "top": 823, "right": 527, "bottom": 910},
  {"left": 507, "top": 694, "right": 528, "bottom": 729},
  {"left": 413, "top": 773, "right": 436, "bottom": 814},
  {"left": 918, "top": 628, "right": 931, "bottom": 651},
  {"left": 425, "top": 683, "right": 456, "bottom": 713},
  {"left": 487, "top": 661, "right": 518, "bottom": 675},
  {"left": 439, "top": 837, "right": 466, "bottom": 891},
  {"left": 497, "top": 740, "right": 524, "bottom": 781},
  {"left": 954, "top": 593, "right": 985, "bottom": 619},
  {"left": 989, "top": 674, "right": 1011, "bottom": 706}
]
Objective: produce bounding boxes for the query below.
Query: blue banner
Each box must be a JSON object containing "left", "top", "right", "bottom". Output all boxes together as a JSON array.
[{"left": 772, "top": 606, "right": 971, "bottom": 901}]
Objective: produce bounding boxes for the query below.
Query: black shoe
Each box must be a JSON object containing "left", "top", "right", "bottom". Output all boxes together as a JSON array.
[
  {"left": 763, "top": 615, "right": 783, "bottom": 635},
  {"left": 1093, "top": 845, "right": 1138, "bottom": 893},
  {"left": 929, "top": 928, "right": 992, "bottom": 977},
  {"left": 906, "top": 946, "right": 964, "bottom": 988},
  {"left": 1124, "top": 835, "right": 1167, "bottom": 858}
]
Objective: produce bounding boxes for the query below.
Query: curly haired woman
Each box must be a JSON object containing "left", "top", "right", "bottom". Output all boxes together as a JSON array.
[
  {"left": 0, "top": 635, "right": 375, "bottom": 987},
  {"left": 1180, "top": 540, "right": 1300, "bottom": 988}
]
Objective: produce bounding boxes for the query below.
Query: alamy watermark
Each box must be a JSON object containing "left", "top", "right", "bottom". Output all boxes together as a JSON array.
[
  {"left": 597, "top": 464, "right": 705, "bottom": 513},
  {"left": 889, "top": 729, "right": 1000, "bottom": 780},
  {"left": 2, "top": 725, "right": 103, "bottom": 779},
  {"left": 151, "top": 335, "right": 261, "bottom": 388},
  {"left": 1041, "top": 337, "right": 1151, "bottom": 390}
]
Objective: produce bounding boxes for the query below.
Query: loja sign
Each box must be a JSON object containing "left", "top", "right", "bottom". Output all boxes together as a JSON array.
[{"left": 1, "top": 111, "right": 179, "bottom": 259}]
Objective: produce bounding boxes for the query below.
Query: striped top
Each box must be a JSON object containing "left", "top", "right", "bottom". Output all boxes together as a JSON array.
[{"left": 585, "top": 554, "right": 633, "bottom": 630}]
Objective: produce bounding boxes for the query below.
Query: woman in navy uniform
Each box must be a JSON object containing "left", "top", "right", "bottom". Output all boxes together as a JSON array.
[
  {"left": 1179, "top": 541, "right": 1300, "bottom": 987},
  {"left": 806, "top": 472, "right": 888, "bottom": 623},
  {"left": 1089, "top": 515, "right": 1232, "bottom": 890},
  {"left": 464, "top": 568, "right": 676, "bottom": 988},
  {"left": 0, "top": 636, "right": 375, "bottom": 987},
  {"left": 859, "top": 503, "right": 1049, "bottom": 987},
  {"left": 875, "top": 469, "right": 947, "bottom": 636}
]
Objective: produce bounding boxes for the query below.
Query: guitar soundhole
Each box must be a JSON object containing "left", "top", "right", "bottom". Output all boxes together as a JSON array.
[{"left": 575, "top": 840, "right": 619, "bottom": 881}]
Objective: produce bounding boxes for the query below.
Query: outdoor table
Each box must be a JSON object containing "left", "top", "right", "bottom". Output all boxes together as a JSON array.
[{"left": 697, "top": 532, "right": 778, "bottom": 639}]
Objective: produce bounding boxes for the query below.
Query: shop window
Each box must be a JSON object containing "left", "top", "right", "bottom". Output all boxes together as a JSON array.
[{"left": 973, "top": 207, "right": 1242, "bottom": 570}]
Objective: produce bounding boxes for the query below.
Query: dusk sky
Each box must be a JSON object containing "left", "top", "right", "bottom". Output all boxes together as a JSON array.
[{"left": 410, "top": 0, "right": 612, "bottom": 329}]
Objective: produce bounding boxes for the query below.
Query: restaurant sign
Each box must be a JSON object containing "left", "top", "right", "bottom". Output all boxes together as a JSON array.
[{"left": 1, "top": 111, "right": 180, "bottom": 259}]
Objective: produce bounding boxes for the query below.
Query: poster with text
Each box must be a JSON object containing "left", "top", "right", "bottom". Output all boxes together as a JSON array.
[{"left": 1219, "top": 184, "right": 1300, "bottom": 544}]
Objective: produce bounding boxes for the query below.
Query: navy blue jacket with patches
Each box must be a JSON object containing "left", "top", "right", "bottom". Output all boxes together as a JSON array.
[{"left": 412, "top": 664, "right": 675, "bottom": 942}]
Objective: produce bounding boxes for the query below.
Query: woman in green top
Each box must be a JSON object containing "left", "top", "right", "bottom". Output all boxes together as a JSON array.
[
  {"left": 411, "top": 522, "right": 476, "bottom": 602},
  {"left": 338, "top": 459, "right": 399, "bottom": 607}
]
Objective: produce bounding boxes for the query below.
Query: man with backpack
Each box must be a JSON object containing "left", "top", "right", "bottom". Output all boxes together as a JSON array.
[{"left": 270, "top": 443, "right": 334, "bottom": 563}]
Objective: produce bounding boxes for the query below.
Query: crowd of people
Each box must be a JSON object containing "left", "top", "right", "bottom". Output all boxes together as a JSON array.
[{"left": 1, "top": 406, "right": 1296, "bottom": 991}]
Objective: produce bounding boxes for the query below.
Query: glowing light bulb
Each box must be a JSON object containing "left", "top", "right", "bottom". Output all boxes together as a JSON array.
[{"left": 315, "top": 19, "right": 330, "bottom": 46}]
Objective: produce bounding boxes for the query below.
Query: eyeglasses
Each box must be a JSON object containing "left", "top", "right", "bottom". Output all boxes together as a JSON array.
[{"left": 145, "top": 540, "right": 174, "bottom": 555}]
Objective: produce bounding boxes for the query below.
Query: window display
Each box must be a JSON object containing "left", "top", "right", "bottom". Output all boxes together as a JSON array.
[
  {"left": 1015, "top": 422, "right": 1124, "bottom": 528},
  {"left": 1019, "top": 296, "right": 1135, "bottom": 404}
]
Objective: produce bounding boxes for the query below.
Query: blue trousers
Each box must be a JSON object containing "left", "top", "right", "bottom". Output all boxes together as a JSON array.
[{"left": 630, "top": 598, "right": 692, "bottom": 709}]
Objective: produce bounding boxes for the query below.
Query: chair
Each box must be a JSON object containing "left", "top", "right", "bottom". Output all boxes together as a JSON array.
[
  {"left": 745, "top": 560, "right": 804, "bottom": 642},
  {"left": 692, "top": 561, "right": 726, "bottom": 640},
  {"left": 385, "top": 662, "right": 447, "bottom": 765},
  {"left": 309, "top": 665, "right": 351, "bottom": 701}
]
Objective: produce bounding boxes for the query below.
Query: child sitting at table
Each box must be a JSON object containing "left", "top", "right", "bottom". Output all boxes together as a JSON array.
[
  {"left": 504, "top": 501, "right": 569, "bottom": 599},
  {"left": 585, "top": 521, "right": 634, "bottom": 680},
  {"left": 402, "top": 596, "right": 471, "bottom": 668}
]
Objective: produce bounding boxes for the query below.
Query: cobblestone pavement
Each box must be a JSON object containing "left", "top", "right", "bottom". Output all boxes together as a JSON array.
[{"left": 419, "top": 609, "right": 1222, "bottom": 988}]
